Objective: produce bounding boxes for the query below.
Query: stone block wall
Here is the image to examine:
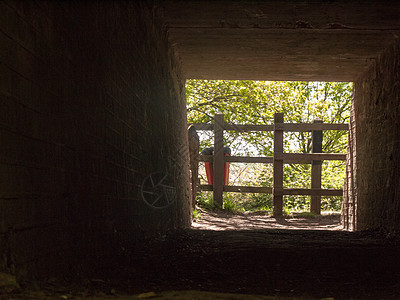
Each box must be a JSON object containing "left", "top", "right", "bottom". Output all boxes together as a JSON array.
[
  {"left": 342, "top": 95, "right": 357, "bottom": 231},
  {"left": 0, "top": 1, "right": 190, "bottom": 279},
  {"left": 343, "top": 40, "right": 400, "bottom": 232}
]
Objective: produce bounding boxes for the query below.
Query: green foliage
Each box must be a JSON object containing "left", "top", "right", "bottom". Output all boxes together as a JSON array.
[
  {"left": 240, "top": 194, "right": 273, "bottom": 212},
  {"left": 195, "top": 192, "right": 216, "bottom": 210},
  {"left": 196, "top": 191, "right": 273, "bottom": 213},
  {"left": 192, "top": 208, "right": 201, "bottom": 220},
  {"left": 284, "top": 196, "right": 310, "bottom": 212},
  {"left": 188, "top": 80, "right": 352, "bottom": 213},
  {"left": 222, "top": 198, "right": 242, "bottom": 213}
]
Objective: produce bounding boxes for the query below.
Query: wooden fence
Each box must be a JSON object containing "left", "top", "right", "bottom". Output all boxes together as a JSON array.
[{"left": 188, "top": 113, "right": 348, "bottom": 216}]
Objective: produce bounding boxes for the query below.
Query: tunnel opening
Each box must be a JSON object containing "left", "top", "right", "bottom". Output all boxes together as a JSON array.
[
  {"left": 161, "top": 0, "right": 400, "bottom": 236},
  {"left": 187, "top": 80, "right": 351, "bottom": 232}
]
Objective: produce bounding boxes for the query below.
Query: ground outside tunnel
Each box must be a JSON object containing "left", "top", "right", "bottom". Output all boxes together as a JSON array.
[{"left": 4, "top": 211, "right": 400, "bottom": 300}]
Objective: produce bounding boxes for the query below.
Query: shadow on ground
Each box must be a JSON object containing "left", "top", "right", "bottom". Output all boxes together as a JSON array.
[
  {"left": 4, "top": 210, "right": 400, "bottom": 299},
  {"left": 192, "top": 209, "right": 342, "bottom": 231}
]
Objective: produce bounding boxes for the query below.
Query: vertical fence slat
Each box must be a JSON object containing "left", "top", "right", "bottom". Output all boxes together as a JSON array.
[
  {"left": 188, "top": 125, "right": 200, "bottom": 210},
  {"left": 213, "top": 113, "right": 224, "bottom": 208},
  {"left": 273, "top": 113, "right": 284, "bottom": 216},
  {"left": 311, "top": 119, "right": 323, "bottom": 214}
]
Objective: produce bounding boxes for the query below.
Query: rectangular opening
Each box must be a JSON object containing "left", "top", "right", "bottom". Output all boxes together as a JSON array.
[{"left": 187, "top": 80, "right": 351, "bottom": 231}]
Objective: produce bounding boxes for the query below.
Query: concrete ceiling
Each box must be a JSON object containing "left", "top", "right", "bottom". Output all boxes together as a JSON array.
[{"left": 158, "top": 1, "right": 400, "bottom": 81}]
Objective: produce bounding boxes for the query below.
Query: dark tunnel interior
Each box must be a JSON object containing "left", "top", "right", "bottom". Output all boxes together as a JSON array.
[{"left": 0, "top": 1, "right": 399, "bottom": 298}]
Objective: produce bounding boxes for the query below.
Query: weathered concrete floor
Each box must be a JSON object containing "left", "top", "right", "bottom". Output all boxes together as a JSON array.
[
  {"left": 125, "top": 228, "right": 400, "bottom": 299},
  {"left": 4, "top": 214, "right": 400, "bottom": 299}
]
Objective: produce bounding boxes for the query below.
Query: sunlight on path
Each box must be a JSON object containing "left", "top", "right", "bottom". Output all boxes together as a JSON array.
[{"left": 192, "top": 210, "right": 342, "bottom": 231}]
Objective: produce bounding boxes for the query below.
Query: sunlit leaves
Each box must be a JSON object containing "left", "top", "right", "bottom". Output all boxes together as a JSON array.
[{"left": 187, "top": 80, "right": 352, "bottom": 155}]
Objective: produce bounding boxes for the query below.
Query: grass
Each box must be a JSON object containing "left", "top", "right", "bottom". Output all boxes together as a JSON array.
[
  {"left": 222, "top": 198, "right": 245, "bottom": 214},
  {"left": 192, "top": 208, "right": 201, "bottom": 220},
  {"left": 195, "top": 191, "right": 342, "bottom": 215},
  {"left": 284, "top": 211, "right": 318, "bottom": 218}
]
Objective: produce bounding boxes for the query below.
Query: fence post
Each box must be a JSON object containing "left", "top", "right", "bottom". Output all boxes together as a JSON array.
[
  {"left": 213, "top": 113, "right": 224, "bottom": 208},
  {"left": 188, "top": 125, "right": 199, "bottom": 210},
  {"left": 311, "top": 119, "right": 323, "bottom": 214},
  {"left": 273, "top": 113, "right": 284, "bottom": 216}
]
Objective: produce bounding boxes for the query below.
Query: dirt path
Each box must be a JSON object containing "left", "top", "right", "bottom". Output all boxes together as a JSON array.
[{"left": 192, "top": 209, "right": 342, "bottom": 231}]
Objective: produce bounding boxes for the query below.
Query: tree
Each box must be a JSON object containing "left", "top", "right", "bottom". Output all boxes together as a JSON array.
[{"left": 187, "top": 80, "right": 352, "bottom": 211}]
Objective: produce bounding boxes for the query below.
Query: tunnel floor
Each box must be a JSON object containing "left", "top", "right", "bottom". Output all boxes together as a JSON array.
[
  {"left": 121, "top": 228, "right": 400, "bottom": 299},
  {"left": 192, "top": 209, "right": 343, "bottom": 231},
  {"left": 7, "top": 211, "right": 400, "bottom": 299}
]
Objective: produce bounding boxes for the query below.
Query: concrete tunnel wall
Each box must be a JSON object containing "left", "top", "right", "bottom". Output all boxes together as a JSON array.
[
  {"left": 1, "top": 0, "right": 400, "bottom": 282},
  {"left": 343, "top": 40, "right": 400, "bottom": 232},
  {"left": 0, "top": 1, "right": 191, "bottom": 279}
]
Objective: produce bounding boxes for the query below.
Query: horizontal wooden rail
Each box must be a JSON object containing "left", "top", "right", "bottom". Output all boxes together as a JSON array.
[
  {"left": 200, "top": 153, "right": 346, "bottom": 164},
  {"left": 275, "top": 153, "right": 347, "bottom": 163},
  {"left": 199, "top": 184, "right": 213, "bottom": 191},
  {"left": 190, "top": 123, "right": 214, "bottom": 130},
  {"left": 190, "top": 123, "right": 274, "bottom": 131},
  {"left": 200, "top": 155, "right": 274, "bottom": 163},
  {"left": 224, "top": 124, "right": 275, "bottom": 132},
  {"left": 200, "top": 185, "right": 273, "bottom": 194},
  {"left": 200, "top": 154, "right": 213, "bottom": 162},
  {"left": 274, "top": 188, "right": 343, "bottom": 196},
  {"left": 277, "top": 123, "right": 349, "bottom": 132},
  {"left": 200, "top": 185, "right": 342, "bottom": 196},
  {"left": 225, "top": 156, "right": 274, "bottom": 163},
  {"left": 190, "top": 123, "right": 349, "bottom": 132}
]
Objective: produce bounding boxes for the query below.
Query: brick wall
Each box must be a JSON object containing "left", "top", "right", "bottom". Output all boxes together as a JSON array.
[
  {"left": 0, "top": 1, "right": 190, "bottom": 279},
  {"left": 343, "top": 40, "right": 400, "bottom": 232},
  {"left": 342, "top": 93, "right": 357, "bottom": 231}
]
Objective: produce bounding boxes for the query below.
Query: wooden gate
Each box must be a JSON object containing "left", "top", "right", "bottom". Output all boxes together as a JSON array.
[{"left": 189, "top": 113, "right": 348, "bottom": 216}]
